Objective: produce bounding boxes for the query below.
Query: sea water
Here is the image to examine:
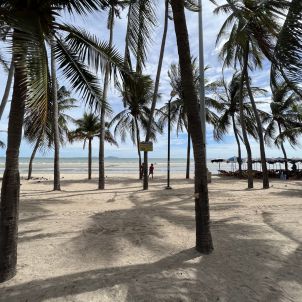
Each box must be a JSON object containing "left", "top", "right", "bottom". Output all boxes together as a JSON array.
[{"left": 0, "top": 157, "right": 236, "bottom": 175}]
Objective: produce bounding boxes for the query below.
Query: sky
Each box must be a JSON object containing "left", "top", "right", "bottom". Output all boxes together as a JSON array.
[{"left": 0, "top": 1, "right": 300, "bottom": 159}]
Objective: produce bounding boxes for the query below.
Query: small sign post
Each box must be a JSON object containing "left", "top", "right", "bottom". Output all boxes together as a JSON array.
[{"left": 139, "top": 142, "right": 153, "bottom": 152}]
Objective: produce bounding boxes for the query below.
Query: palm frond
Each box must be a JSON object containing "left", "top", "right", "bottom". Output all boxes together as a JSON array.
[{"left": 55, "top": 36, "right": 103, "bottom": 109}]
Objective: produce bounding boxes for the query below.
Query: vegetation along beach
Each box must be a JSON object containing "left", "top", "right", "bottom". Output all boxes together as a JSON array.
[{"left": 0, "top": 0, "right": 301, "bottom": 301}]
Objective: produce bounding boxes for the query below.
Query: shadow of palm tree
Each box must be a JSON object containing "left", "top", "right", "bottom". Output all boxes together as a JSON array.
[
  {"left": 1, "top": 220, "right": 299, "bottom": 302},
  {"left": 1, "top": 177, "right": 300, "bottom": 301}
]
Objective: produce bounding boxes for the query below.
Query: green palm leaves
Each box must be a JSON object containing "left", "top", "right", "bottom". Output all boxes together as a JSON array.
[
  {"left": 0, "top": 0, "right": 128, "bottom": 113},
  {"left": 213, "top": 73, "right": 267, "bottom": 142},
  {"left": 24, "top": 86, "right": 77, "bottom": 151},
  {"left": 158, "top": 59, "right": 223, "bottom": 135},
  {"left": 111, "top": 74, "right": 161, "bottom": 144},
  {"left": 265, "top": 82, "right": 302, "bottom": 148},
  {"left": 272, "top": 0, "right": 302, "bottom": 86},
  {"left": 69, "top": 112, "right": 117, "bottom": 147},
  {"left": 124, "top": 0, "right": 157, "bottom": 71}
]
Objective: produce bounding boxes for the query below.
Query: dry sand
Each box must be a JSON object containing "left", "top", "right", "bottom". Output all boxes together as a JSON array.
[{"left": 0, "top": 174, "right": 301, "bottom": 302}]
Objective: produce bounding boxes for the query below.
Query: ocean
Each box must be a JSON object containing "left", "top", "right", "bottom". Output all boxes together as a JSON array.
[{"left": 0, "top": 157, "right": 237, "bottom": 175}]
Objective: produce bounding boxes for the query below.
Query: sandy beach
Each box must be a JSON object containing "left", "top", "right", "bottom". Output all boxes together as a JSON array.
[{"left": 0, "top": 174, "right": 301, "bottom": 302}]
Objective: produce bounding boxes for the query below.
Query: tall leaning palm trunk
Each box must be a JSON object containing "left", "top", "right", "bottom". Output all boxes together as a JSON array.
[
  {"left": 171, "top": 0, "right": 213, "bottom": 253},
  {"left": 0, "top": 60, "right": 14, "bottom": 120},
  {"left": 243, "top": 46, "right": 269, "bottom": 189},
  {"left": 239, "top": 63, "right": 253, "bottom": 189},
  {"left": 143, "top": 0, "right": 169, "bottom": 189},
  {"left": 0, "top": 34, "right": 27, "bottom": 282},
  {"left": 278, "top": 122, "right": 288, "bottom": 171},
  {"left": 51, "top": 40, "right": 61, "bottom": 191},
  {"left": 231, "top": 114, "right": 242, "bottom": 175},
  {"left": 27, "top": 133, "right": 42, "bottom": 180},
  {"left": 99, "top": 5, "right": 115, "bottom": 190}
]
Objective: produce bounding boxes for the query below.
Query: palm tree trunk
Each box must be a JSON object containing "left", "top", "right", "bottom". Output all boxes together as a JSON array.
[
  {"left": 124, "top": 2, "right": 133, "bottom": 71},
  {"left": 134, "top": 116, "right": 142, "bottom": 179},
  {"left": 135, "top": 0, "right": 145, "bottom": 75},
  {"left": 239, "top": 52, "right": 253, "bottom": 189},
  {"left": 99, "top": 6, "right": 115, "bottom": 190},
  {"left": 51, "top": 39, "right": 61, "bottom": 191},
  {"left": 143, "top": 0, "right": 169, "bottom": 190},
  {"left": 27, "top": 135, "right": 42, "bottom": 180},
  {"left": 0, "top": 37, "right": 26, "bottom": 282},
  {"left": 278, "top": 122, "right": 288, "bottom": 171},
  {"left": 0, "top": 60, "right": 14, "bottom": 120},
  {"left": 244, "top": 62, "right": 269, "bottom": 189},
  {"left": 171, "top": 0, "right": 213, "bottom": 254},
  {"left": 186, "top": 130, "right": 191, "bottom": 179},
  {"left": 88, "top": 138, "right": 92, "bottom": 180},
  {"left": 231, "top": 114, "right": 242, "bottom": 175}
]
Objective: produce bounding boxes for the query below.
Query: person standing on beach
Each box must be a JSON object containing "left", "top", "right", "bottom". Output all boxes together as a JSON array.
[{"left": 149, "top": 164, "right": 154, "bottom": 179}]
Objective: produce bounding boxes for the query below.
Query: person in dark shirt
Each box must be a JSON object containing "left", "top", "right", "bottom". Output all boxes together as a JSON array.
[
  {"left": 149, "top": 163, "right": 154, "bottom": 179},
  {"left": 292, "top": 163, "right": 297, "bottom": 172}
]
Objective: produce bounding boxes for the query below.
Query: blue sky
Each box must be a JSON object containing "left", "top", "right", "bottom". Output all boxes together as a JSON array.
[{"left": 0, "top": 1, "right": 300, "bottom": 159}]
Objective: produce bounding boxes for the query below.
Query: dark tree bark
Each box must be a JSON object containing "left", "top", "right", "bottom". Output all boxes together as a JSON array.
[
  {"left": 278, "top": 122, "right": 288, "bottom": 171},
  {"left": 51, "top": 39, "right": 61, "bottom": 191},
  {"left": 0, "top": 37, "right": 27, "bottom": 282},
  {"left": 231, "top": 114, "right": 242, "bottom": 175},
  {"left": 171, "top": 0, "right": 213, "bottom": 254},
  {"left": 143, "top": 0, "right": 169, "bottom": 190},
  {"left": 186, "top": 131, "right": 191, "bottom": 179},
  {"left": 123, "top": 2, "right": 133, "bottom": 71},
  {"left": 239, "top": 53, "right": 253, "bottom": 189},
  {"left": 88, "top": 138, "right": 92, "bottom": 180},
  {"left": 27, "top": 135, "right": 41, "bottom": 180},
  {"left": 244, "top": 59, "right": 269, "bottom": 189},
  {"left": 99, "top": 5, "right": 115, "bottom": 190},
  {"left": 134, "top": 116, "right": 142, "bottom": 179},
  {"left": 0, "top": 60, "right": 14, "bottom": 120}
]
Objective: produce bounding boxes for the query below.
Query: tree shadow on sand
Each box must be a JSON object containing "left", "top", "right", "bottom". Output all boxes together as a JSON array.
[
  {"left": 1, "top": 184, "right": 301, "bottom": 301},
  {"left": 1, "top": 220, "right": 300, "bottom": 302}
]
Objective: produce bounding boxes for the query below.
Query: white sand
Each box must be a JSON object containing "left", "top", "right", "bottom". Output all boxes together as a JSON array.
[{"left": 0, "top": 174, "right": 301, "bottom": 302}]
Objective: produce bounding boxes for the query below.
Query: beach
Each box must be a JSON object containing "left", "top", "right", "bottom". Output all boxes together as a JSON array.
[{"left": 0, "top": 173, "right": 301, "bottom": 301}]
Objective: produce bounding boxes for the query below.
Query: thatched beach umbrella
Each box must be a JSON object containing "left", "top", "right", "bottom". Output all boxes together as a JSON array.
[{"left": 211, "top": 158, "right": 225, "bottom": 171}]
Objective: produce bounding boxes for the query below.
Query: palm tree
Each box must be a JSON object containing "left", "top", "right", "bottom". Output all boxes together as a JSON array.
[
  {"left": 264, "top": 82, "right": 302, "bottom": 171},
  {"left": 69, "top": 112, "right": 117, "bottom": 180},
  {"left": 0, "top": 0, "right": 128, "bottom": 283},
  {"left": 50, "top": 39, "right": 61, "bottom": 190},
  {"left": 99, "top": 0, "right": 128, "bottom": 190},
  {"left": 124, "top": 0, "right": 157, "bottom": 72},
  {"left": 122, "top": 0, "right": 158, "bottom": 187},
  {"left": 24, "top": 86, "right": 77, "bottom": 180},
  {"left": 158, "top": 60, "right": 223, "bottom": 179},
  {"left": 212, "top": 0, "right": 288, "bottom": 189},
  {"left": 110, "top": 74, "right": 161, "bottom": 179},
  {"left": 271, "top": 0, "right": 302, "bottom": 92},
  {"left": 143, "top": 0, "right": 169, "bottom": 190},
  {"left": 214, "top": 72, "right": 267, "bottom": 175},
  {"left": 0, "top": 23, "right": 14, "bottom": 120},
  {"left": 170, "top": 0, "right": 213, "bottom": 254},
  {"left": 142, "top": 0, "right": 200, "bottom": 189},
  {"left": 0, "top": 62, "right": 14, "bottom": 120}
]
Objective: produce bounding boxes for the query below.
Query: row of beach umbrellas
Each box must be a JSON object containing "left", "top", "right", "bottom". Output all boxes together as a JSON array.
[
  {"left": 211, "top": 157, "right": 302, "bottom": 164},
  {"left": 211, "top": 157, "right": 302, "bottom": 171}
]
